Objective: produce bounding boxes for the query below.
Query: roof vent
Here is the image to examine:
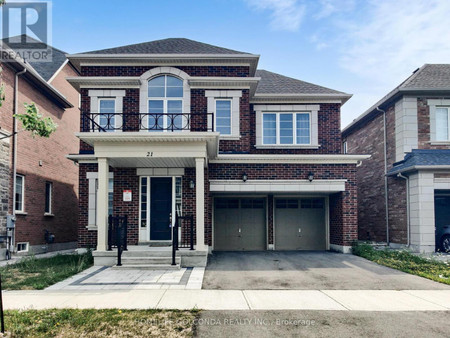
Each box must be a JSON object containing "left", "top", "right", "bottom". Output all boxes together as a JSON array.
[{"left": 412, "top": 67, "right": 420, "bottom": 74}]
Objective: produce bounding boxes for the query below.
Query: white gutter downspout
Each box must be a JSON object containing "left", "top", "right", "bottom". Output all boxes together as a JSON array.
[
  {"left": 376, "top": 107, "right": 389, "bottom": 245},
  {"left": 12, "top": 68, "right": 27, "bottom": 251},
  {"left": 397, "top": 173, "right": 410, "bottom": 247}
]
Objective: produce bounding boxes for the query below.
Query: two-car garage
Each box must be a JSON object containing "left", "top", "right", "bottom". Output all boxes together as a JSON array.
[{"left": 213, "top": 197, "right": 327, "bottom": 251}]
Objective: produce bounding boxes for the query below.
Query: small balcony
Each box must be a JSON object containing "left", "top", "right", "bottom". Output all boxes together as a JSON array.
[{"left": 81, "top": 112, "right": 215, "bottom": 133}]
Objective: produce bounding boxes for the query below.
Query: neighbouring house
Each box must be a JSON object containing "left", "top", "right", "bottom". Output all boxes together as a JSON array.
[
  {"left": 66, "top": 38, "right": 368, "bottom": 267},
  {"left": 342, "top": 64, "right": 450, "bottom": 253},
  {"left": 0, "top": 35, "right": 80, "bottom": 257}
]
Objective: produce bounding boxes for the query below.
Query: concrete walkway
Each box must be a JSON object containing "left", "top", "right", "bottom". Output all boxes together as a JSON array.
[
  {"left": 46, "top": 266, "right": 205, "bottom": 290},
  {"left": 3, "top": 289, "right": 450, "bottom": 311}
]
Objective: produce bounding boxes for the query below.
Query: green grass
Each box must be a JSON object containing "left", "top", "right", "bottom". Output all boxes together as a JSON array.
[
  {"left": 352, "top": 243, "right": 450, "bottom": 285},
  {"left": 2, "top": 309, "right": 198, "bottom": 337},
  {"left": 0, "top": 252, "right": 93, "bottom": 290}
]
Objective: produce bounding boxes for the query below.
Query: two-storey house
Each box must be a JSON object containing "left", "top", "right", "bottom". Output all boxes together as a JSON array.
[
  {"left": 67, "top": 38, "right": 368, "bottom": 267},
  {"left": 0, "top": 35, "right": 80, "bottom": 257},
  {"left": 343, "top": 64, "right": 450, "bottom": 253}
]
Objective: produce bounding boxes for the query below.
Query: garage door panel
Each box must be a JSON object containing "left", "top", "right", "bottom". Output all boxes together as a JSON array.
[
  {"left": 275, "top": 207, "right": 302, "bottom": 250},
  {"left": 275, "top": 198, "right": 326, "bottom": 251},
  {"left": 214, "top": 198, "right": 266, "bottom": 251},
  {"left": 214, "top": 199, "right": 241, "bottom": 251},
  {"left": 240, "top": 199, "right": 266, "bottom": 250}
]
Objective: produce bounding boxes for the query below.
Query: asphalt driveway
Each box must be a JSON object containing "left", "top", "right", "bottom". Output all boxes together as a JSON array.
[{"left": 202, "top": 251, "right": 450, "bottom": 290}]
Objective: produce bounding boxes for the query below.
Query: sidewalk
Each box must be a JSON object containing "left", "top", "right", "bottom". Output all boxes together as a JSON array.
[{"left": 3, "top": 289, "right": 450, "bottom": 311}]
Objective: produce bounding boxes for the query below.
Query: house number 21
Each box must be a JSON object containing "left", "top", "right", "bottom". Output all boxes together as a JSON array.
[{"left": 146, "top": 152, "right": 153, "bottom": 157}]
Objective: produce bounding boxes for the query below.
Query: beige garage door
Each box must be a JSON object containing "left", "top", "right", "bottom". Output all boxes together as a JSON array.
[
  {"left": 275, "top": 198, "right": 326, "bottom": 250},
  {"left": 214, "top": 198, "right": 266, "bottom": 251}
]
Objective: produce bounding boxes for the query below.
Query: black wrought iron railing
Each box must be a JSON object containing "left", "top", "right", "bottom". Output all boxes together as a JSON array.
[
  {"left": 172, "top": 214, "right": 194, "bottom": 266},
  {"left": 108, "top": 215, "right": 128, "bottom": 266},
  {"left": 81, "top": 112, "right": 214, "bottom": 132}
]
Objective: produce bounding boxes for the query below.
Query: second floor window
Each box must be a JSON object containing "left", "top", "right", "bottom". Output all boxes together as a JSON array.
[
  {"left": 99, "top": 99, "right": 116, "bottom": 131},
  {"left": 436, "top": 107, "right": 450, "bottom": 141},
  {"left": 262, "top": 112, "right": 311, "bottom": 145},
  {"left": 215, "top": 100, "right": 232, "bottom": 135},
  {"left": 148, "top": 75, "right": 184, "bottom": 131}
]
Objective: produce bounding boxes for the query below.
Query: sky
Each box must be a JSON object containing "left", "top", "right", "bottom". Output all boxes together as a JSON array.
[{"left": 6, "top": 0, "right": 450, "bottom": 127}]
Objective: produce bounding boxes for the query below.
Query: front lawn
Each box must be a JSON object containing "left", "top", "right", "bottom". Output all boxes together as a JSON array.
[
  {"left": 2, "top": 309, "right": 197, "bottom": 338},
  {"left": 352, "top": 243, "right": 450, "bottom": 285},
  {"left": 0, "top": 252, "right": 93, "bottom": 290}
]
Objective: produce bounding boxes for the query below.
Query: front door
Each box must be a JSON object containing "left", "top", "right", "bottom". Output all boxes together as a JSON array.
[{"left": 150, "top": 177, "right": 172, "bottom": 240}]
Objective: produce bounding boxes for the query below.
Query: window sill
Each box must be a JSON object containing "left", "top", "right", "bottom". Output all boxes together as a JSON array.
[
  {"left": 219, "top": 135, "right": 241, "bottom": 141},
  {"left": 86, "top": 225, "right": 98, "bottom": 231},
  {"left": 15, "top": 211, "right": 27, "bottom": 216},
  {"left": 44, "top": 213, "right": 54, "bottom": 217},
  {"left": 255, "top": 144, "right": 320, "bottom": 149},
  {"left": 429, "top": 141, "right": 450, "bottom": 145}
]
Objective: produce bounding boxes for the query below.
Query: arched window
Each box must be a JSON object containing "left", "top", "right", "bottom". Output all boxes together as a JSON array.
[{"left": 148, "top": 75, "right": 184, "bottom": 131}]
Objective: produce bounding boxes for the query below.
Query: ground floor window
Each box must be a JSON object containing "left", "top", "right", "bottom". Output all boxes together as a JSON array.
[
  {"left": 87, "top": 173, "right": 114, "bottom": 226},
  {"left": 15, "top": 174, "right": 25, "bottom": 212},
  {"left": 45, "top": 181, "right": 52, "bottom": 214}
]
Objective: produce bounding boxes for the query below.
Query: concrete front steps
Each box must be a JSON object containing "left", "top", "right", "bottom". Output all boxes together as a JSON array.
[
  {"left": 93, "top": 246, "right": 208, "bottom": 268},
  {"left": 113, "top": 256, "right": 181, "bottom": 270}
]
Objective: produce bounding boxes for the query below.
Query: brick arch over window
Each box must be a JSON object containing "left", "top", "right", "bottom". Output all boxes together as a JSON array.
[{"left": 139, "top": 67, "right": 191, "bottom": 114}]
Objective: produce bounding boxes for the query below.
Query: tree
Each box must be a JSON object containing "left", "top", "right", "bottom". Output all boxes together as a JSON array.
[{"left": 15, "top": 103, "right": 57, "bottom": 138}]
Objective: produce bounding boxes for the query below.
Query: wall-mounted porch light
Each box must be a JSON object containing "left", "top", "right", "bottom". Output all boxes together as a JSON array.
[
  {"left": 308, "top": 172, "right": 314, "bottom": 182},
  {"left": 242, "top": 172, "right": 248, "bottom": 182},
  {"left": 189, "top": 180, "right": 195, "bottom": 189}
]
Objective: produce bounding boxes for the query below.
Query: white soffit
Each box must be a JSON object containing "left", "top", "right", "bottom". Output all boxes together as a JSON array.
[
  {"left": 210, "top": 154, "right": 370, "bottom": 164},
  {"left": 209, "top": 179, "right": 347, "bottom": 193}
]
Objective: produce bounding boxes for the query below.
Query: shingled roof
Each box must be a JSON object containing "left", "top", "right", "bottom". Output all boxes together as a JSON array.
[
  {"left": 388, "top": 149, "right": 450, "bottom": 175},
  {"left": 2, "top": 35, "right": 68, "bottom": 81},
  {"left": 82, "top": 38, "right": 251, "bottom": 55},
  {"left": 401, "top": 64, "right": 450, "bottom": 89},
  {"left": 343, "top": 64, "right": 450, "bottom": 135},
  {"left": 255, "top": 69, "right": 345, "bottom": 95}
]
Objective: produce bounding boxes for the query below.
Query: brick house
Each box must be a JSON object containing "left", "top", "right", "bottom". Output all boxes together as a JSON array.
[
  {"left": 0, "top": 36, "right": 80, "bottom": 256},
  {"left": 342, "top": 64, "right": 450, "bottom": 253},
  {"left": 66, "top": 38, "right": 368, "bottom": 266}
]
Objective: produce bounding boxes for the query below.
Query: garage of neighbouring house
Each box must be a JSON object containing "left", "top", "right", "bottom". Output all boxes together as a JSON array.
[
  {"left": 213, "top": 196, "right": 328, "bottom": 251},
  {"left": 435, "top": 190, "right": 450, "bottom": 252}
]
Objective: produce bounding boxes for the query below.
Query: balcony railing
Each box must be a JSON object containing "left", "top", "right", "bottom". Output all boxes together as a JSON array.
[{"left": 81, "top": 112, "right": 214, "bottom": 132}]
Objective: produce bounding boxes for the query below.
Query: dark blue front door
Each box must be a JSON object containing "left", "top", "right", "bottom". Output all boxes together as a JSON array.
[{"left": 150, "top": 177, "right": 172, "bottom": 240}]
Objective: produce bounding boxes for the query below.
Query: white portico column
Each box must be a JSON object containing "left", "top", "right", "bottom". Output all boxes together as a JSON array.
[
  {"left": 96, "top": 157, "right": 110, "bottom": 251},
  {"left": 195, "top": 158, "right": 206, "bottom": 250}
]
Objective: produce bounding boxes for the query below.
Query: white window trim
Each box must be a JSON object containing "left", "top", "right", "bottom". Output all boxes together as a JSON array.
[
  {"left": 15, "top": 174, "right": 25, "bottom": 213},
  {"left": 44, "top": 182, "right": 53, "bottom": 215},
  {"left": 429, "top": 99, "right": 450, "bottom": 143},
  {"left": 255, "top": 105, "right": 319, "bottom": 149},
  {"left": 86, "top": 172, "right": 114, "bottom": 230},
  {"left": 261, "top": 112, "right": 312, "bottom": 146},
  {"left": 139, "top": 67, "right": 191, "bottom": 128},
  {"left": 147, "top": 75, "right": 186, "bottom": 132},
  {"left": 214, "top": 98, "right": 233, "bottom": 136},
  {"left": 206, "top": 90, "right": 242, "bottom": 140},
  {"left": 343, "top": 141, "right": 348, "bottom": 154},
  {"left": 89, "top": 90, "right": 125, "bottom": 132},
  {"left": 16, "top": 242, "right": 29, "bottom": 252}
]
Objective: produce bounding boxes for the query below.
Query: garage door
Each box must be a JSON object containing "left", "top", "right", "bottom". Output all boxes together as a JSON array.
[
  {"left": 275, "top": 198, "right": 326, "bottom": 250},
  {"left": 214, "top": 198, "right": 266, "bottom": 251},
  {"left": 435, "top": 191, "right": 450, "bottom": 252}
]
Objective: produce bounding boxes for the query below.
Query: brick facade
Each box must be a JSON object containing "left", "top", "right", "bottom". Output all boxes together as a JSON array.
[
  {"left": 344, "top": 95, "right": 450, "bottom": 245},
  {"left": 0, "top": 62, "right": 80, "bottom": 250},
  {"left": 76, "top": 63, "right": 359, "bottom": 251}
]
